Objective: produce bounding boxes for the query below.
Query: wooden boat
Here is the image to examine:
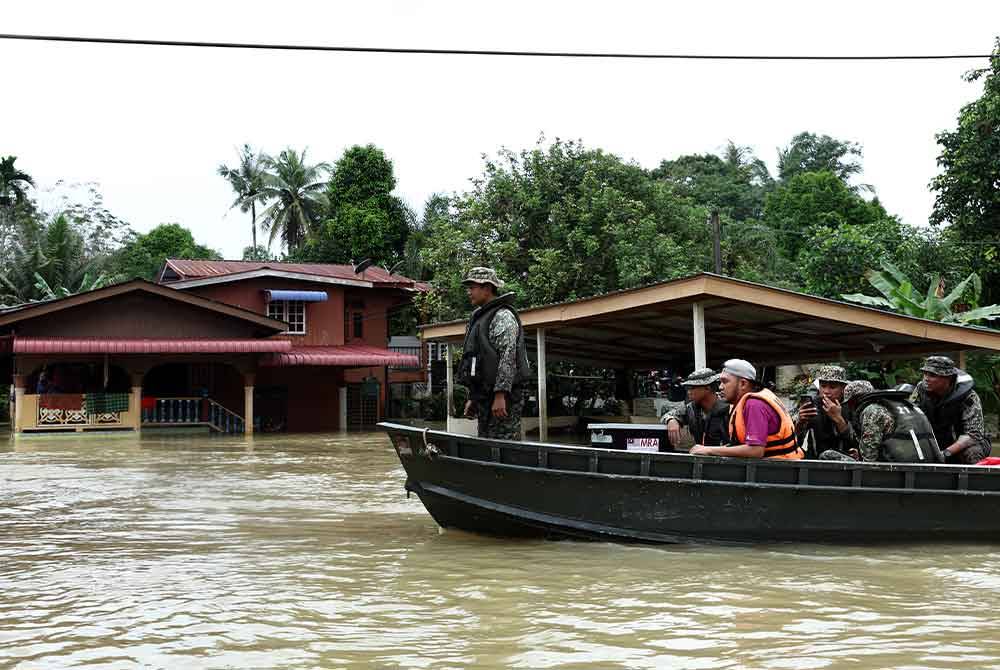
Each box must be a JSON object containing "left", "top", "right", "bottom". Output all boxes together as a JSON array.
[{"left": 380, "top": 422, "right": 1000, "bottom": 544}]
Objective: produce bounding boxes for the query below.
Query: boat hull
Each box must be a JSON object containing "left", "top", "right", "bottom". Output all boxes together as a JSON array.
[{"left": 382, "top": 423, "right": 1000, "bottom": 544}]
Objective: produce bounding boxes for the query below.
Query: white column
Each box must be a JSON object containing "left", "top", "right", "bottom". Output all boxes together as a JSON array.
[
  {"left": 13, "top": 382, "right": 25, "bottom": 433},
  {"left": 537, "top": 328, "right": 548, "bottom": 443},
  {"left": 131, "top": 386, "right": 142, "bottom": 432},
  {"left": 445, "top": 343, "right": 455, "bottom": 431},
  {"left": 692, "top": 301, "right": 706, "bottom": 369},
  {"left": 244, "top": 385, "right": 254, "bottom": 435}
]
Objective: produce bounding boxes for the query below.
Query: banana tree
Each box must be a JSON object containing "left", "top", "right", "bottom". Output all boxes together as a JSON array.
[{"left": 842, "top": 261, "right": 1000, "bottom": 325}]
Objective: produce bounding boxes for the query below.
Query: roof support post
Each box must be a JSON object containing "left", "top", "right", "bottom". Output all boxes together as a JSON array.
[
  {"left": 12, "top": 375, "right": 25, "bottom": 434},
  {"left": 537, "top": 328, "right": 548, "bottom": 443},
  {"left": 445, "top": 343, "right": 455, "bottom": 431},
  {"left": 692, "top": 301, "right": 706, "bottom": 369},
  {"left": 959, "top": 350, "right": 967, "bottom": 371}
]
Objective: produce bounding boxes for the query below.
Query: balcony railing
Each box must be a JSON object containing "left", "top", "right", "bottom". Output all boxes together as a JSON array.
[
  {"left": 388, "top": 345, "right": 422, "bottom": 370},
  {"left": 142, "top": 397, "right": 245, "bottom": 434}
]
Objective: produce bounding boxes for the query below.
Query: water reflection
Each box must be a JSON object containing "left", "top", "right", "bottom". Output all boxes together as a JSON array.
[{"left": 1, "top": 430, "right": 999, "bottom": 668}]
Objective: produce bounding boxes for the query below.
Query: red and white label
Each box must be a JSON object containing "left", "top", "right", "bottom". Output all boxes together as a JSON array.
[{"left": 626, "top": 438, "right": 659, "bottom": 452}]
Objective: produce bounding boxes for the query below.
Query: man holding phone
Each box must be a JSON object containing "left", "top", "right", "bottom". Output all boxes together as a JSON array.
[{"left": 794, "top": 365, "right": 855, "bottom": 458}]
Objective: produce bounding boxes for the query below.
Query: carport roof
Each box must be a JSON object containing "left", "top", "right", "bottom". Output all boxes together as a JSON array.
[{"left": 420, "top": 273, "right": 1000, "bottom": 367}]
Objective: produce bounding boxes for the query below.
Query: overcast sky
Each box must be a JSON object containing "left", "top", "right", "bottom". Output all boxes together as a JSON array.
[{"left": 3, "top": 1, "right": 999, "bottom": 258}]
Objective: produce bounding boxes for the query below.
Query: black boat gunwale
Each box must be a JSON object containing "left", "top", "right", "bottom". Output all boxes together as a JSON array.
[{"left": 379, "top": 421, "right": 1000, "bottom": 497}]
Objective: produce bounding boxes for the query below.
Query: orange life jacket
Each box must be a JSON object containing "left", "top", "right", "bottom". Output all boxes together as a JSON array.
[{"left": 729, "top": 388, "right": 802, "bottom": 459}]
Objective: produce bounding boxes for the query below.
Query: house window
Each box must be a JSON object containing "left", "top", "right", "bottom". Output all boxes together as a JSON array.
[
  {"left": 267, "top": 300, "right": 306, "bottom": 334},
  {"left": 353, "top": 312, "right": 363, "bottom": 339}
]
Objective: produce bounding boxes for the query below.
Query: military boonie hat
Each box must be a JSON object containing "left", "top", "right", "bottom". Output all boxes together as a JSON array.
[
  {"left": 920, "top": 355, "right": 957, "bottom": 377},
  {"left": 461, "top": 266, "right": 504, "bottom": 289},
  {"left": 815, "top": 365, "right": 848, "bottom": 385},
  {"left": 843, "top": 380, "right": 875, "bottom": 403},
  {"left": 681, "top": 368, "right": 720, "bottom": 387},
  {"left": 722, "top": 359, "right": 757, "bottom": 382}
]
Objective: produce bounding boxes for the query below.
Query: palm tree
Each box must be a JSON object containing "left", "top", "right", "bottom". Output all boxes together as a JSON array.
[
  {"left": 0, "top": 155, "right": 34, "bottom": 207},
  {"left": 218, "top": 144, "right": 267, "bottom": 251},
  {"left": 254, "top": 148, "right": 330, "bottom": 252},
  {"left": 0, "top": 213, "right": 121, "bottom": 306}
]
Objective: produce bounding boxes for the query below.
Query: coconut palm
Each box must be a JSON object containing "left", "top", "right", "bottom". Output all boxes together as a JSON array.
[
  {"left": 218, "top": 144, "right": 268, "bottom": 251},
  {"left": 253, "top": 148, "right": 330, "bottom": 252},
  {"left": 0, "top": 155, "right": 34, "bottom": 207}
]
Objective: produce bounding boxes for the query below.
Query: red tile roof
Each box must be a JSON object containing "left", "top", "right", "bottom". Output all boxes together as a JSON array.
[
  {"left": 162, "top": 259, "right": 429, "bottom": 290},
  {"left": 13, "top": 337, "right": 292, "bottom": 354},
  {"left": 260, "top": 344, "right": 420, "bottom": 367}
]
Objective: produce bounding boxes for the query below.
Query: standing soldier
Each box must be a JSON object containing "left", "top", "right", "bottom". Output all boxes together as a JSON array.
[
  {"left": 457, "top": 267, "right": 532, "bottom": 440},
  {"left": 912, "top": 356, "right": 992, "bottom": 464}
]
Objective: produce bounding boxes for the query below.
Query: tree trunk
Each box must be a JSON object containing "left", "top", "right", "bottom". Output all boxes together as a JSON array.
[{"left": 251, "top": 201, "right": 257, "bottom": 251}]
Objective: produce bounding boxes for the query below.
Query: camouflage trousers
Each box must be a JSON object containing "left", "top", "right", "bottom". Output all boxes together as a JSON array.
[{"left": 476, "top": 390, "right": 525, "bottom": 441}]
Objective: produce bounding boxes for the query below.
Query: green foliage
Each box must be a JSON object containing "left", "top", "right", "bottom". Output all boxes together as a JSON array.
[
  {"left": 417, "top": 138, "right": 711, "bottom": 320},
  {"left": 763, "top": 171, "right": 891, "bottom": 259},
  {"left": 652, "top": 142, "right": 773, "bottom": 222},
  {"left": 242, "top": 245, "right": 275, "bottom": 261},
  {"left": 777, "top": 132, "right": 865, "bottom": 187},
  {"left": 842, "top": 260, "right": 1000, "bottom": 324},
  {"left": 930, "top": 38, "right": 1000, "bottom": 304},
  {"left": 296, "top": 145, "right": 412, "bottom": 266},
  {"left": 111, "top": 223, "right": 221, "bottom": 281},
  {"left": 0, "top": 156, "right": 35, "bottom": 207},
  {"left": 254, "top": 148, "right": 329, "bottom": 252},
  {"left": 798, "top": 223, "right": 894, "bottom": 298},
  {"left": 0, "top": 213, "right": 121, "bottom": 305},
  {"left": 219, "top": 144, "right": 268, "bottom": 250}
]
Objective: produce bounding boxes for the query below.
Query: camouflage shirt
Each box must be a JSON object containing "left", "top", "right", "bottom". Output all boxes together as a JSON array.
[
  {"left": 855, "top": 403, "right": 895, "bottom": 462},
  {"left": 911, "top": 384, "right": 989, "bottom": 454},
  {"left": 489, "top": 308, "right": 520, "bottom": 393}
]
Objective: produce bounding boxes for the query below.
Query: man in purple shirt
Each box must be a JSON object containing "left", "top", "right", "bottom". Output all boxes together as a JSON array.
[{"left": 690, "top": 359, "right": 800, "bottom": 459}]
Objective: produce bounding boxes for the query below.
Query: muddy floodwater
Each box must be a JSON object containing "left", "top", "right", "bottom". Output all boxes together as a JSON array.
[{"left": 2, "top": 431, "right": 1000, "bottom": 669}]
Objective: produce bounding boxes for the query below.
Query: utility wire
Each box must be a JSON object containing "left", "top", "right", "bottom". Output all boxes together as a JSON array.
[{"left": 0, "top": 33, "right": 994, "bottom": 60}]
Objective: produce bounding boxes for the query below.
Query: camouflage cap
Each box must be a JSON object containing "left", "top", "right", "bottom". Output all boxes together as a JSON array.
[
  {"left": 920, "top": 355, "right": 957, "bottom": 377},
  {"left": 461, "top": 266, "right": 504, "bottom": 289},
  {"left": 815, "top": 365, "right": 848, "bottom": 385},
  {"left": 681, "top": 367, "right": 720, "bottom": 387},
  {"left": 843, "top": 379, "right": 875, "bottom": 403}
]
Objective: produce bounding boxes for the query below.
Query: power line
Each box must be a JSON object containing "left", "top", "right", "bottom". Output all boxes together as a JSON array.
[{"left": 0, "top": 33, "right": 994, "bottom": 61}]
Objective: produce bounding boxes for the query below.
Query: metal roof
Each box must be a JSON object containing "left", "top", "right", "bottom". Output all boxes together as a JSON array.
[
  {"left": 419, "top": 273, "right": 1000, "bottom": 367},
  {"left": 13, "top": 337, "right": 293, "bottom": 354},
  {"left": 261, "top": 344, "right": 420, "bottom": 368},
  {"left": 160, "top": 259, "right": 429, "bottom": 291}
]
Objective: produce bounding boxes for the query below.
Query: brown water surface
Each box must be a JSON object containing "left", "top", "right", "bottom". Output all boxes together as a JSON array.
[{"left": 2, "top": 431, "right": 1000, "bottom": 669}]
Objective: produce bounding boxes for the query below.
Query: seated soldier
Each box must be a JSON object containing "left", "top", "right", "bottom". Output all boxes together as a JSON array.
[
  {"left": 660, "top": 368, "right": 730, "bottom": 447},
  {"left": 912, "top": 356, "right": 992, "bottom": 464},
  {"left": 794, "top": 365, "right": 855, "bottom": 459},
  {"left": 821, "top": 380, "right": 944, "bottom": 463}
]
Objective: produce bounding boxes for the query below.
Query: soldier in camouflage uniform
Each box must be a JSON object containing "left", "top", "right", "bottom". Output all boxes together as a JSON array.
[
  {"left": 793, "top": 365, "right": 856, "bottom": 458},
  {"left": 837, "top": 379, "right": 944, "bottom": 463},
  {"left": 456, "top": 267, "right": 531, "bottom": 440},
  {"left": 912, "top": 356, "right": 991, "bottom": 464},
  {"left": 841, "top": 381, "right": 890, "bottom": 462}
]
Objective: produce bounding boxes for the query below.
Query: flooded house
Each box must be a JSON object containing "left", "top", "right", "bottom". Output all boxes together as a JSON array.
[{"left": 1, "top": 260, "right": 426, "bottom": 435}]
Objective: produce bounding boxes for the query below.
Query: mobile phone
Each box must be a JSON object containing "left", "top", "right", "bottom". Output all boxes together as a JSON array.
[{"left": 799, "top": 394, "right": 814, "bottom": 405}]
